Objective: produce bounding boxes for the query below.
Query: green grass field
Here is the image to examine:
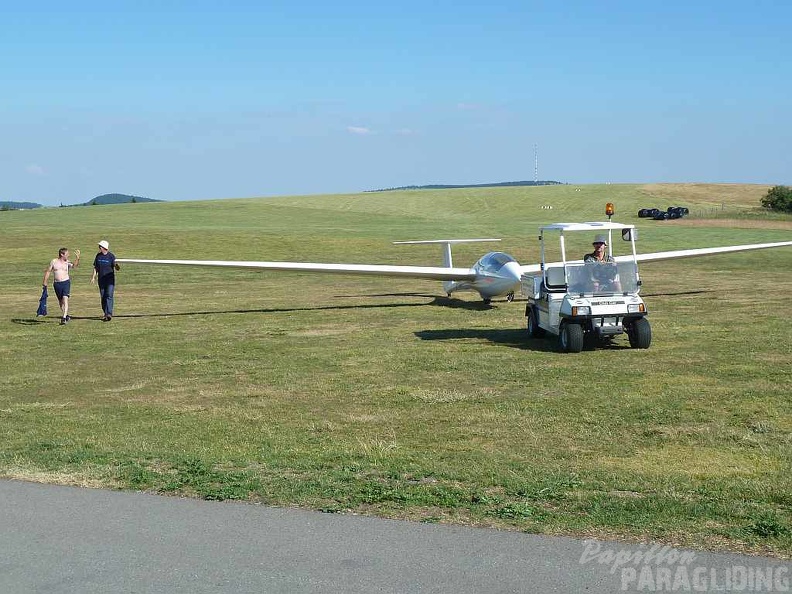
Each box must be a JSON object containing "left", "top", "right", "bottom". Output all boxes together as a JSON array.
[{"left": 1, "top": 183, "right": 790, "bottom": 557}]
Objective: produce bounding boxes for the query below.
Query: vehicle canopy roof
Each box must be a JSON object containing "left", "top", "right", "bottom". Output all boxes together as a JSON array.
[
  {"left": 538, "top": 221, "right": 640, "bottom": 270},
  {"left": 540, "top": 221, "right": 635, "bottom": 233}
]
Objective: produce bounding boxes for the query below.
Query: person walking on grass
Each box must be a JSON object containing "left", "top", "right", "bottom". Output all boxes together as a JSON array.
[
  {"left": 42, "top": 247, "right": 81, "bottom": 325},
  {"left": 91, "top": 240, "right": 120, "bottom": 321}
]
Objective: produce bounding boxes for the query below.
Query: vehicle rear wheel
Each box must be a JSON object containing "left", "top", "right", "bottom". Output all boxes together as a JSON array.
[
  {"left": 559, "top": 322, "right": 584, "bottom": 353},
  {"left": 527, "top": 307, "right": 545, "bottom": 338},
  {"left": 628, "top": 317, "right": 652, "bottom": 349}
]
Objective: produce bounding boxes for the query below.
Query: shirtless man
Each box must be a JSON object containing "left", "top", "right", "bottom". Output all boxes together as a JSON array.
[{"left": 43, "top": 247, "right": 81, "bottom": 325}]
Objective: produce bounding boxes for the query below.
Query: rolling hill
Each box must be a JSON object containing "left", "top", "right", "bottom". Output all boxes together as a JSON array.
[{"left": 83, "top": 193, "right": 162, "bottom": 205}]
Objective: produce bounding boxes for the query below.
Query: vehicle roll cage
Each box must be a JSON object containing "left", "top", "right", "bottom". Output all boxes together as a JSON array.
[{"left": 538, "top": 222, "right": 641, "bottom": 292}]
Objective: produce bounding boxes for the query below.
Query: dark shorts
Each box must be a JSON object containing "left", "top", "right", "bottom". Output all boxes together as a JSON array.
[{"left": 53, "top": 279, "right": 71, "bottom": 299}]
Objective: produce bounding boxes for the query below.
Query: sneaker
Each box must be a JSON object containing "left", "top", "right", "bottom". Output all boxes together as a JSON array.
[
  {"left": 106, "top": 315, "right": 112, "bottom": 321},
  {"left": 60, "top": 317, "right": 67, "bottom": 325},
  {"left": 65, "top": 315, "right": 72, "bottom": 321}
]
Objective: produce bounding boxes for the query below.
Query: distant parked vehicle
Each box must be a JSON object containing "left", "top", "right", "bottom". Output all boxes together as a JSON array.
[
  {"left": 638, "top": 208, "right": 663, "bottom": 218},
  {"left": 638, "top": 206, "right": 688, "bottom": 220},
  {"left": 667, "top": 206, "right": 689, "bottom": 219}
]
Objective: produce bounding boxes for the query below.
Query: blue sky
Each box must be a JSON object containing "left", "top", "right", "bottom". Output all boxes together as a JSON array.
[{"left": 2, "top": 1, "right": 790, "bottom": 205}]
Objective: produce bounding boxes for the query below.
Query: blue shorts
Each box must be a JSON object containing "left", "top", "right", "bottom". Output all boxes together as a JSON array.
[{"left": 53, "top": 279, "right": 71, "bottom": 299}]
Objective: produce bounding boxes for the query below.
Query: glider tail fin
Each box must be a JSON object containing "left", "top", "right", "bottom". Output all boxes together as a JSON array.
[{"left": 393, "top": 239, "right": 501, "bottom": 268}]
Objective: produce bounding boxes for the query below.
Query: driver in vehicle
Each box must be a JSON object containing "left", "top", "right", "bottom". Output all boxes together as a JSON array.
[{"left": 583, "top": 234, "right": 621, "bottom": 292}]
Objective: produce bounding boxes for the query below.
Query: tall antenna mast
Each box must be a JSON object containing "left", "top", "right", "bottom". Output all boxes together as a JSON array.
[{"left": 534, "top": 143, "right": 538, "bottom": 183}]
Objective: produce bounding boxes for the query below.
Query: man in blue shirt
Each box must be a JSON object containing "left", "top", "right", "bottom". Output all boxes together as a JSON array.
[{"left": 91, "top": 240, "right": 120, "bottom": 321}]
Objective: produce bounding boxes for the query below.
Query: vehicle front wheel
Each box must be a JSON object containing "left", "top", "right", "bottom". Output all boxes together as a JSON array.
[
  {"left": 527, "top": 307, "right": 546, "bottom": 338},
  {"left": 559, "top": 322, "right": 584, "bottom": 353},
  {"left": 627, "top": 317, "right": 652, "bottom": 349}
]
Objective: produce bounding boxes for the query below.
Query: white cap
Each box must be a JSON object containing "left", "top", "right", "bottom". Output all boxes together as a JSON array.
[
  {"left": 98, "top": 240, "right": 110, "bottom": 250},
  {"left": 593, "top": 234, "right": 608, "bottom": 245}
]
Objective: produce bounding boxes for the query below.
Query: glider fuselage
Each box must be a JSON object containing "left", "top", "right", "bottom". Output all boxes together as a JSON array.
[{"left": 444, "top": 252, "right": 522, "bottom": 299}]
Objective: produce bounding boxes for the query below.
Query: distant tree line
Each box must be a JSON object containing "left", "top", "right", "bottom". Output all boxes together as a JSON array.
[
  {"left": 368, "top": 180, "right": 563, "bottom": 192},
  {"left": 0, "top": 201, "right": 43, "bottom": 211},
  {"left": 761, "top": 186, "right": 792, "bottom": 213}
]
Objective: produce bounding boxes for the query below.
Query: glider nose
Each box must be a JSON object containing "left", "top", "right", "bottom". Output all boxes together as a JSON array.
[{"left": 502, "top": 261, "right": 523, "bottom": 284}]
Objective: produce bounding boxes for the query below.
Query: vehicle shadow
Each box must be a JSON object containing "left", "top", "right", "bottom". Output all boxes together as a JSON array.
[
  {"left": 415, "top": 328, "right": 559, "bottom": 351},
  {"left": 415, "top": 328, "right": 634, "bottom": 352},
  {"left": 584, "top": 338, "right": 631, "bottom": 351}
]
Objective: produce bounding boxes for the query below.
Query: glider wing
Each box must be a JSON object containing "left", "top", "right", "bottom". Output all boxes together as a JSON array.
[
  {"left": 116, "top": 258, "right": 478, "bottom": 282},
  {"left": 618, "top": 241, "right": 792, "bottom": 263}
]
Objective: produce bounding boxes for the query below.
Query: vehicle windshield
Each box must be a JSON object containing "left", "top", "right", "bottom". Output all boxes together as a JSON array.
[{"left": 565, "top": 261, "right": 640, "bottom": 295}]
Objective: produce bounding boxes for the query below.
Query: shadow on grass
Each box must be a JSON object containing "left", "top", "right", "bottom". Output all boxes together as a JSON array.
[
  {"left": 11, "top": 318, "right": 47, "bottom": 325},
  {"left": 416, "top": 328, "right": 634, "bottom": 351},
  {"left": 415, "top": 328, "right": 558, "bottom": 351},
  {"left": 642, "top": 289, "right": 713, "bottom": 297},
  {"left": 429, "top": 296, "right": 496, "bottom": 311},
  {"left": 12, "top": 296, "right": 509, "bottom": 324},
  {"left": 334, "top": 291, "right": 439, "bottom": 299},
  {"left": 89, "top": 301, "right": 435, "bottom": 319},
  {"left": 335, "top": 293, "right": 511, "bottom": 310},
  {"left": 13, "top": 316, "right": 112, "bottom": 324}
]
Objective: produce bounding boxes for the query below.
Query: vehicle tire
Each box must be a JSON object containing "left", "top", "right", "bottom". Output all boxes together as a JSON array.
[
  {"left": 559, "top": 322, "right": 584, "bottom": 353},
  {"left": 628, "top": 317, "right": 651, "bottom": 349},
  {"left": 527, "top": 307, "right": 546, "bottom": 338}
]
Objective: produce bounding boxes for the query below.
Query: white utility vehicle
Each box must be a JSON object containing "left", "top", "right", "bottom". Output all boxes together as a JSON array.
[{"left": 521, "top": 222, "right": 651, "bottom": 352}]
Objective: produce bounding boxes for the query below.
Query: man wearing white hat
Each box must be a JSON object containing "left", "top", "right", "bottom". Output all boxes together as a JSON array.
[
  {"left": 90, "top": 240, "right": 120, "bottom": 321},
  {"left": 583, "top": 234, "right": 621, "bottom": 292},
  {"left": 584, "top": 234, "right": 613, "bottom": 264}
]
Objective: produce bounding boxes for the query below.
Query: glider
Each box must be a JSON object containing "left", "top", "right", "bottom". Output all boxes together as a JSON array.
[{"left": 116, "top": 227, "right": 792, "bottom": 303}]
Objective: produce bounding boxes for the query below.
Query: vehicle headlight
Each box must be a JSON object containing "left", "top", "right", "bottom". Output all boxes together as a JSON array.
[
  {"left": 627, "top": 303, "right": 646, "bottom": 313},
  {"left": 572, "top": 306, "right": 590, "bottom": 316}
]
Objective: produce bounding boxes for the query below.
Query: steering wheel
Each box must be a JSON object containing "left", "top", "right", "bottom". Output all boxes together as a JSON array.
[{"left": 593, "top": 263, "right": 617, "bottom": 283}]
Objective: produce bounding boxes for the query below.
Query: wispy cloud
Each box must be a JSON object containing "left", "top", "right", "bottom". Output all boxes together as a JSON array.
[
  {"left": 347, "top": 126, "right": 372, "bottom": 135},
  {"left": 26, "top": 163, "right": 45, "bottom": 176},
  {"left": 396, "top": 128, "right": 416, "bottom": 136},
  {"left": 456, "top": 102, "right": 481, "bottom": 111}
]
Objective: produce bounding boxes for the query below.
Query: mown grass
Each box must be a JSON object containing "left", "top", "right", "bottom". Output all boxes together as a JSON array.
[{"left": 1, "top": 183, "right": 790, "bottom": 557}]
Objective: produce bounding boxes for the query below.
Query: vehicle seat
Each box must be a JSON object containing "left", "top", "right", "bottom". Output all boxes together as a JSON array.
[{"left": 544, "top": 266, "right": 566, "bottom": 290}]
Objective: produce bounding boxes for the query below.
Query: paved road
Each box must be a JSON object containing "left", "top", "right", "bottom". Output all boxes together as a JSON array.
[{"left": 1, "top": 480, "right": 788, "bottom": 593}]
